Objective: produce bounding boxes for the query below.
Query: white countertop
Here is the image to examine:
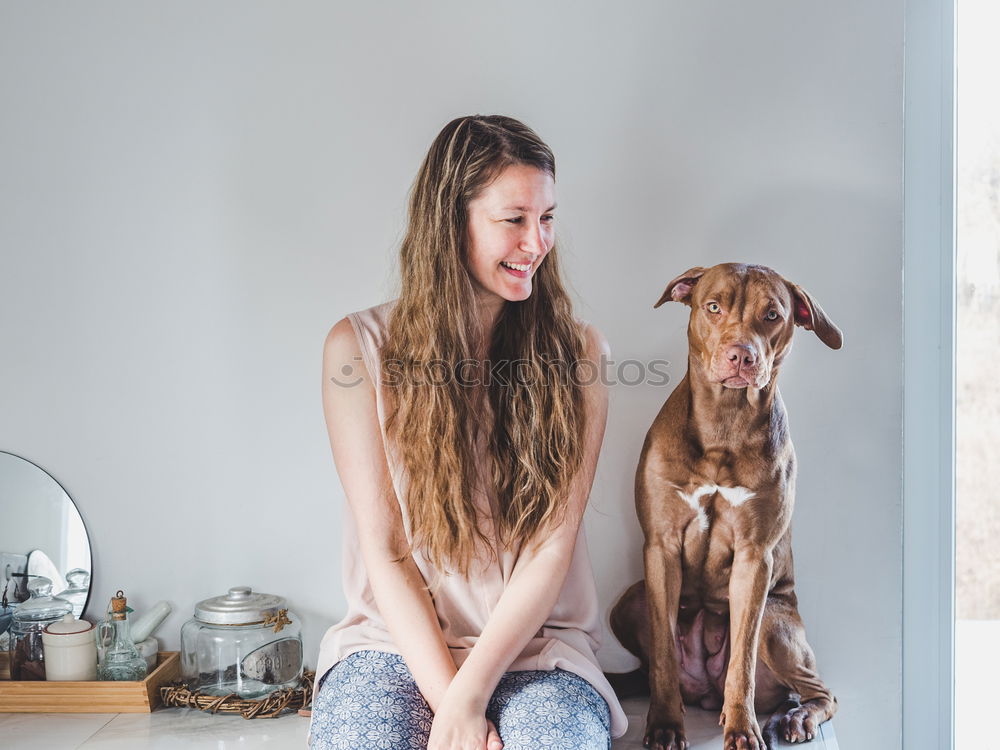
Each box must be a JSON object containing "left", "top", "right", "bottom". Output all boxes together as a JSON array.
[{"left": 0, "top": 698, "right": 839, "bottom": 749}]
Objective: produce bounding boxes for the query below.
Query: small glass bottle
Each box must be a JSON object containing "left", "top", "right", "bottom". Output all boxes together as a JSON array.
[{"left": 97, "top": 590, "right": 147, "bottom": 681}]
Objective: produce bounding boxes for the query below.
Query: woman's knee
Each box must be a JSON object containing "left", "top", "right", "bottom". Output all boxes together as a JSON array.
[
  {"left": 309, "top": 651, "right": 432, "bottom": 750},
  {"left": 488, "top": 668, "right": 611, "bottom": 750}
]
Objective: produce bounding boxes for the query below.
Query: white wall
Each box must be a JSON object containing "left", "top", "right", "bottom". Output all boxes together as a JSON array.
[{"left": 0, "top": 2, "right": 903, "bottom": 745}]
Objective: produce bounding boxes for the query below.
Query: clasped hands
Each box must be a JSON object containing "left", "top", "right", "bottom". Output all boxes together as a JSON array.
[{"left": 427, "top": 688, "right": 504, "bottom": 750}]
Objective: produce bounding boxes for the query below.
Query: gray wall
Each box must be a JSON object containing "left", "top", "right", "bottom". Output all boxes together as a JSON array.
[{"left": 0, "top": 2, "right": 902, "bottom": 746}]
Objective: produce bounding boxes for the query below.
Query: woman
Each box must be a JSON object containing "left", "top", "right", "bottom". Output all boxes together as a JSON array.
[{"left": 311, "top": 115, "right": 627, "bottom": 750}]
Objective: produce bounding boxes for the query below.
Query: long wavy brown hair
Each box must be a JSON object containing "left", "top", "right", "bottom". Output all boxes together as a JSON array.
[{"left": 381, "top": 115, "right": 588, "bottom": 578}]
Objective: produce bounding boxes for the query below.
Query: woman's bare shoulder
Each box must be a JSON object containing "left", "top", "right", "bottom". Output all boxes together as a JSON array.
[
  {"left": 576, "top": 319, "right": 611, "bottom": 360},
  {"left": 325, "top": 316, "right": 359, "bottom": 348},
  {"left": 326, "top": 300, "right": 398, "bottom": 354},
  {"left": 323, "top": 317, "right": 374, "bottom": 391},
  {"left": 323, "top": 317, "right": 364, "bottom": 365}
]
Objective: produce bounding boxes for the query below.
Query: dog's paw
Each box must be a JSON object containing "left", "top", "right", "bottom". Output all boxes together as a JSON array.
[
  {"left": 779, "top": 705, "right": 818, "bottom": 743},
  {"left": 722, "top": 707, "right": 766, "bottom": 750},
  {"left": 724, "top": 727, "right": 767, "bottom": 750},
  {"left": 643, "top": 717, "right": 689, "bottom": 750}
]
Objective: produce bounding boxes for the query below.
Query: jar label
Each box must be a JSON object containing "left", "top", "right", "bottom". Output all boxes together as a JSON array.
[{"left": 240, "top": 637, "right": 302, "bottom": 685}]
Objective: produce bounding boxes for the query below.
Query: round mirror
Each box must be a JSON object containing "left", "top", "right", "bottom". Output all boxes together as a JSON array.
[{"left": 0, "top": 452, "right": 92, "bottom": 621}]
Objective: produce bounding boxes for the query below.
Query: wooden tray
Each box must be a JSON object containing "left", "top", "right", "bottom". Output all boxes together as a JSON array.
[{"left": 0, "top": 651, "right": 180, "bottom": 713}]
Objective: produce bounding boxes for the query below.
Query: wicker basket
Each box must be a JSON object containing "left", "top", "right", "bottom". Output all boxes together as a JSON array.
[{"left": 159, "top": 670, "right": 314, "bottom": 719}]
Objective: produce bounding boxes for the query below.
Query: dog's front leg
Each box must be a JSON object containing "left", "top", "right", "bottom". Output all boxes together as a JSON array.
[
  {"left": 643, "top": 533, "right": 688, "bottom": 750},
  {"left": 721, "top": 544, "right": 773, "bottom": 750}
]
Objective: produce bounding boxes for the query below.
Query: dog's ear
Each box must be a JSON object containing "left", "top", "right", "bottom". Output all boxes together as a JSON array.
[
  {"left": 786, "top": 282, "right": 843, "bottom": 349},
  {"left": 655, "top": 267, "right": 706, "bottom": 308}
]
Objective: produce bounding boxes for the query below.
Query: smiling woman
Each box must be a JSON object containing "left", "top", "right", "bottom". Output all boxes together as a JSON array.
[{"left": 312, "top": 115, "right": 626, "bottom": 750}]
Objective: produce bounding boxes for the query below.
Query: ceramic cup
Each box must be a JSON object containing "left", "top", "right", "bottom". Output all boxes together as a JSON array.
[{"left": 41, "top": 614, "right": 97, "bottom": 681}]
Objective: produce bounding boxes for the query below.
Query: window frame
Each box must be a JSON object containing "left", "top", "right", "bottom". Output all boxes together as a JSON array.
[{"left": 902, "top": 0, "right": 956, "bottom": 748}]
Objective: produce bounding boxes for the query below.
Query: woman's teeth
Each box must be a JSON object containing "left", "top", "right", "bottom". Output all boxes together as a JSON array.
[{"left": 500, "top": 261, "right": 532, "bottom": 272}]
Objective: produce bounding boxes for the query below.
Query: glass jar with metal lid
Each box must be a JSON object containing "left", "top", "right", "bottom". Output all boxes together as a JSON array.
[
  {"left": 8, "top": 576, "right": 73, "bottom": 680},
  {"left": 180, "top": 586, "right": 303, "bottom": 698}
]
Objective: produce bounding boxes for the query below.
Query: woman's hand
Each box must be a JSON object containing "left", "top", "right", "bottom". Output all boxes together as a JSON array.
[{"left": 427, "top": 694, "right": 503, "bottom": 750}]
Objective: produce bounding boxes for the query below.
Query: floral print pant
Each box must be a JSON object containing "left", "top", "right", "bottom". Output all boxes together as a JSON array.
[{"left": 309, "top": 650, "right": 611, "bottom": 750}]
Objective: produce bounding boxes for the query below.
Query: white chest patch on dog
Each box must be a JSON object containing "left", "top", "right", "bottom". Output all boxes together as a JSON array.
[
  {"left": 676, "top": 484, "right": 757, "bottom": 531},
  {"left": 716, "top": 485, "right": 755, "bottom": 507},
  {"left": 675, "top": 485, "right": 715, "bottom": 532}
]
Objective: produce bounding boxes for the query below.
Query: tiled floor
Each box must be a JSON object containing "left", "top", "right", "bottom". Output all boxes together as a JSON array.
[{"left": 0, "top": 699, "right": 838, "bottom": 749}]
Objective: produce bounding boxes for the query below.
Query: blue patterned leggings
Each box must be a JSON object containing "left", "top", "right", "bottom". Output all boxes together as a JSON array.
[{"left": 309, "top": 650, "right": 611, "bottom": 750}]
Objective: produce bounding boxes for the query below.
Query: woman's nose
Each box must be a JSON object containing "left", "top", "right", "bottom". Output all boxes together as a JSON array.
[{"left": 520, "top": 220, "right": 548, "bottom": 254}]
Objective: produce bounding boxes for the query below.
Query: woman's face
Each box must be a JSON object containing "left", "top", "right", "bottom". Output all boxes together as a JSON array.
[{"left": 464, "top": 163, "right": 556, "bottom": 310}]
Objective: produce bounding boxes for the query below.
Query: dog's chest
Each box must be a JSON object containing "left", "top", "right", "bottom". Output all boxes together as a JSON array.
[
  {"left": 676, "top": 483, "right": 755, "bottom": 533},
  {"left": 676, "top": 483, "right": 755, "bottom": 595}
]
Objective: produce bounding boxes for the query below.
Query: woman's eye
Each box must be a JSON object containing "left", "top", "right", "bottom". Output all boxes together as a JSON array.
[
  {"left": 542, "top": 214, "right": 555, "bottom": 223},
  {"left": 504, "top": 217, "right": 523, "bottom": 224},
  {"left": 765, "top": 310, "right": 779, "bottom": 321},
  {"left": 707, "top": 302, "right": 721, "bottom": 314}
]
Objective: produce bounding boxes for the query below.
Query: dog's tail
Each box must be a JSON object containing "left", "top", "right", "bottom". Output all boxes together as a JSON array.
[
  {"left": 762, "top": 699, "right": 799, "bottom": 749},
  {"left": 603, "top": 668, "right": 649, "bottom": 700}
]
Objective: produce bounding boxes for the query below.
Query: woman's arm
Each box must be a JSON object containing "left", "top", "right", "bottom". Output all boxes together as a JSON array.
[
  {"left": 433, "top": 323, "right": 612, "bottom": 717},
  {"left": 322, "top": 317, "right": 458, "bottom": 713}
]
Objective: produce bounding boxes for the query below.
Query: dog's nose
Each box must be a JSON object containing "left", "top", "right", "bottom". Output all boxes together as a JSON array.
[{"left": 726, "top": 345, "right": 757, "bottom": 369}]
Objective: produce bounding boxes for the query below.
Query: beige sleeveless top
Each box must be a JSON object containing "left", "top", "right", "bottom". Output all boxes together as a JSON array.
[{"left": 313, "top": 300, "right": 627, "bottom": 738}]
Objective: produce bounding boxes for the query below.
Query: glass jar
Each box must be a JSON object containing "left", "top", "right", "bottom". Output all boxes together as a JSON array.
[
  {"left": 0, "top": 580, "right": 15, "bottom": 649},
  {"left": 56, "top": 568, "right": 91, "bottom": 619},
  {"left": 180, "top": 586, "right": 302, "bottom": 698},
  {"left": 8, "top": 576, "right": 72, "bottom": 680}
]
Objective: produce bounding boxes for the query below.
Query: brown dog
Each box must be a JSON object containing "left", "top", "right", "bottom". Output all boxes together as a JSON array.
[{"left": 609, "top": 263, "right": 840, "bottom": 750}]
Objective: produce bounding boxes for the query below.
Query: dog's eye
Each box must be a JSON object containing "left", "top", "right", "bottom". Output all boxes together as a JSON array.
[
  {"left": 706, "top": 302, "right": 721, "bottom": 314},
  {"left": 765, "top": 310, "right": 780, "bottom": 321}
]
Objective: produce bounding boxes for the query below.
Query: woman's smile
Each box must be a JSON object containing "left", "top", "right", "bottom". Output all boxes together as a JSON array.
[{"left": 499, "top": 260, "right": 533, "bottom": 275}]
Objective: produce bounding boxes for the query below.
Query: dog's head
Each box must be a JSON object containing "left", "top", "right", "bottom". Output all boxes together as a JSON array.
[{"left": 655, "top": 263, "right": 842, "bottom": 389}]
